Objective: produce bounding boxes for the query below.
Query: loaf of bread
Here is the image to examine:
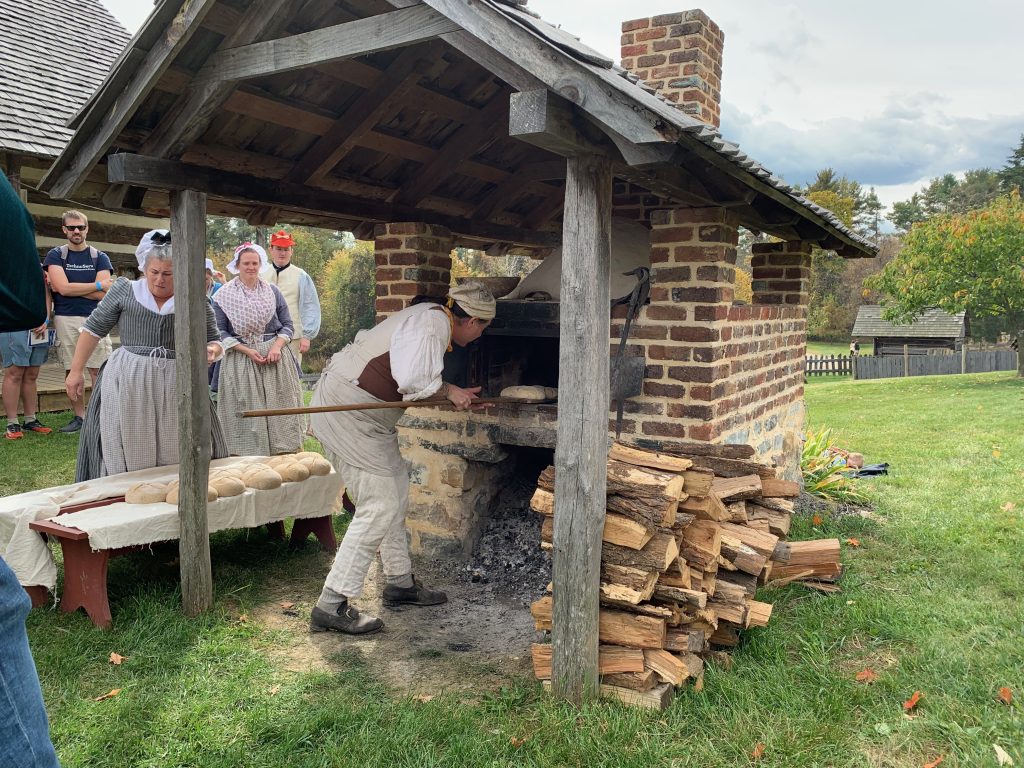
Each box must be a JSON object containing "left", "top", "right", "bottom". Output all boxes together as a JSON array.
[
  {"left": 500, "top": 385, "right": 557, "bottom": 402},
  {"left": 240, "top": 465, "right": 283, "bottom": 490},
  {"left": 296, "top": 454, "right": 332, "bottom": 476},
  {"left": 165, "top": 479, "right": 219, "bottom": 505},
  {"left": 276, "top": 461, "right": 310, "bottom": 483},
  {"left": 209, "top": 475, "right": 246, "bottom": 497},
  {"left": 125, "top": 481, "right": 170, "bottom": 504}
]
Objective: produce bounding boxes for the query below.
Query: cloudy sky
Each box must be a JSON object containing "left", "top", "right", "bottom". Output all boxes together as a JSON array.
[{"left": 102, "top": 0, "right": 1023, "bottom": 215}]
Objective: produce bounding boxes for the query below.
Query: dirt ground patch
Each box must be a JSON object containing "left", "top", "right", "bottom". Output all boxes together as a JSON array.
[{"left": 248, "top": 468, "right": 550, "bottom": 696}]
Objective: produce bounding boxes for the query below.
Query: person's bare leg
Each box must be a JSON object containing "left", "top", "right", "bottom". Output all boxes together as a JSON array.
[{"left": 3, "top": 366, "right": 24, "bottom": 423}]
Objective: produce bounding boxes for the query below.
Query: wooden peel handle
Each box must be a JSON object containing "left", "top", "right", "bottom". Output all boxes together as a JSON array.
[{"left": 240, "top": 396, "right": 550, "bottom": 418}]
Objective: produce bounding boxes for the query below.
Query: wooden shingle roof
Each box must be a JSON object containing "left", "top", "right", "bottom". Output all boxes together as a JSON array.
[
  {"left": 0, "top": 0, "right": 129, "bottom": 159},
  {"left": 852, "top": 306, "right": 967, "bottom": 339}
]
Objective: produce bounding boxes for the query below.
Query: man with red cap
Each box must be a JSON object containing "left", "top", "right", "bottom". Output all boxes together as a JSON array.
[{"left": 261, "top": 229, "right": 321, "bottom": 365}]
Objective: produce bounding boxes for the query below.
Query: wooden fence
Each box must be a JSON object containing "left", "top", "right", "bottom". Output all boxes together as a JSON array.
[
  {"left": 851, "top": 349, "right": 1017, "bottom": 380},
  {"left": 805, "top": 354, "right": 852, "bottom": 376}
]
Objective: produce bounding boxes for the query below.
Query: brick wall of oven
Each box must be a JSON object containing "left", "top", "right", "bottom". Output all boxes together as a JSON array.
[
  {"left": 373, "top": 222, "right": 453, "bottom": 323},
  {"left": 610, "top": 209, "right": 812, "bottom": 480}
]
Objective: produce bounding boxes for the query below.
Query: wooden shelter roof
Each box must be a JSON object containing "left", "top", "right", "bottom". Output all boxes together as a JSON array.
[
  {"left": 852, "top": 306, "right": 967, "bottom": 339},
  {"left": 0, "top": 0, "right": 129, "bottom": 159},
  {"left": 41, "top": 0, "right": 877, "bottom": 258}
]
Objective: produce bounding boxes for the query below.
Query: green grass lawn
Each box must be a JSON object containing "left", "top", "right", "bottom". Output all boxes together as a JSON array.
[
  {"left": 11, "top": 374, "right": 1024, "bottom": 767},
  {"left": 807, "top": 340, "right": 852, "bottom": 357}
]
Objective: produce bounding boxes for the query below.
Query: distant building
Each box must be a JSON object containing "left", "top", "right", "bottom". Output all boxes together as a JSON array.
[
  {"left": 0, "top": 0, "right": 166, "bottom": 269},
  {"left": 852, "top": 306, "right": 968, "bottom": 356}
]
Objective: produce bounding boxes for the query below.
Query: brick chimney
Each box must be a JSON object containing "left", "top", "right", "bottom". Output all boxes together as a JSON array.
[{"left": 621, "top": 10, "right": 724, "bottom": 128}]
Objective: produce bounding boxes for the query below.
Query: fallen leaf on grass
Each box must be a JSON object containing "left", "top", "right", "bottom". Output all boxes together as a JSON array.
[
  {"left": 998, "top": 687, "right": 1013, "bottom": 705},
  {"left": 94, "top": 688, "right": 121, "bottom": 702},
  {"left": 279, "top": 602, "right": 295, "bottom": 610},
  {"left": 992, "top": 450, "right": 1002, "bottom": 458},
  {"left": 903, "top": 690, "right": 923, "bottom": 712},
  {"left": 510, "top": 736, "right": 528, "bottom": 748},
  {"left": 994, "top": 744, "right": 1014, "bottom": 766},
  {"left": 855, "top": 668, "right": 879, "bottom": 684},
  {"left": 413, "top": 694, "right": 434, "bottom": 703},
  {"left": 922, "top": 756, "right": 944, "bottom": 768},
  {"left": 1001, "top": 502, "right": 1017, "bottom": 512},
  {"left": 238, "top": 614, "right": 248, "bottom": 623},
  {"left": 269, "top": 685, "right": 281, "bottom": 696},
  {"left": 109, "top": 652, "right": 125, "bottom": 665},
  {"left": 846, "top": 538, "right": 861, "bottom": 547},
  {"left": 812, "top": 514, "right": 823, "bottom": 526},
  {"left": 751, "top": 742, "right": 766, "bottom": 759}
]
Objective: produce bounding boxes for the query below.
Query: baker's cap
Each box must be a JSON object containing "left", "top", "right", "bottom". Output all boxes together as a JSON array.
[{"left": 447, "top": 280, "right": 496, "bottom": 320}]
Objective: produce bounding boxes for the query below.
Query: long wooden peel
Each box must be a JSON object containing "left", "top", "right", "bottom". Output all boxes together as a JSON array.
[{"left": 240, "top": 396, "right": 554, "bottom": 418}]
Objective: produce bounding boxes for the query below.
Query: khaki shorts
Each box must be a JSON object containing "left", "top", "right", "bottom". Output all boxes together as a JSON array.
[{"left": 54, "top": 315, "right": 112, "bottom": 370}]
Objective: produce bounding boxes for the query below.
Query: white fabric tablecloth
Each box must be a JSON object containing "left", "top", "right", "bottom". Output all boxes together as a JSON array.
[{"left": 0, "top": 456, "right": 343, "bottom": 589}]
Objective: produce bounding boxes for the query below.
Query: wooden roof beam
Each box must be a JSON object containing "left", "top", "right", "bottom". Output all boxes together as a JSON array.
[
  {"left": 393, "top": 94, "right": 509, "bottom": 206},
  {"left": 471, "top": 159, "right": 565, "bottom": 220},
  {"left": 141, "top": 0, "right": 295, "bottom": 161},
  {"left": 293, "top": 44, "right": 442, "bottom": 187},
  {"left": 194, "top": 5, "right": 459, "bottom": 84},
  {"left": 107, "top": 153, "right": 559, "bottom": 248}
]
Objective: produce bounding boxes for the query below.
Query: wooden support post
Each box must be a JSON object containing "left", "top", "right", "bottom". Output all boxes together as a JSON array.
[
  {"left": 551, "top": 154, "right": 612, "bottom": 704},
  {"left": 903, "top": 343, "right": 909, "bottom": 377},
  {"left": 961, "top": 344, "right": 968, "bottom": 374},
  {"left": 170, "top": 189, "right": 214, "bottom": 616}
]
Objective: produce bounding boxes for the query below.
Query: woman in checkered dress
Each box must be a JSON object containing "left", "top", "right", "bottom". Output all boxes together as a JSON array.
[{"left": 66, "top": 231, "right": 227, "bottom": 481}]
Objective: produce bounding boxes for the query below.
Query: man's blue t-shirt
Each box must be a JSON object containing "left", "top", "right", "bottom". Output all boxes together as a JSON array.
[{"left": 43, "top": 247, "right": 114, "bottom": 316}]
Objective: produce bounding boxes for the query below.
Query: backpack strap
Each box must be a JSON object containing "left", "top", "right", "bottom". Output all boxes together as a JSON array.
[{"left": 58, "top": 245, "right": 99, "bottom": 266}]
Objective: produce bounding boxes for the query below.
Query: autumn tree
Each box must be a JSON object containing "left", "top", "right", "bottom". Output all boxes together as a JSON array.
[
  {"left": 307, "top": 241, "right": 376, "bottom": 369},
  {"left": 999, "top": 133, "right": 1024, "bottom": 194},
  {"left": 867, "top": 191, "right": 1024, "bottom": 375}
]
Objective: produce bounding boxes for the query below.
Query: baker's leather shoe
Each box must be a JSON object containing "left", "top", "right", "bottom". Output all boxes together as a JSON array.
[
  {"left": 382, "top": 577, "right": 447, "bottom": 607},
  {"left": 310, "top": 603, "right": 383, "bottom": 635}
]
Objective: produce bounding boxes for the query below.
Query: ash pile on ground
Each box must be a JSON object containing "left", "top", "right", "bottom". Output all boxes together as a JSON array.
[{"left": 456, "top": 451, "right": 552, "bottom": 606}]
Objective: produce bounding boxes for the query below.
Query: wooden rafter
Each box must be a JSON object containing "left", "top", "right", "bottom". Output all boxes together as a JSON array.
[
  {"left": 107, "top": 154, "right": 560, "bottom": 248},
  {"left": 194, "top": 5, "right": 459, "bottom": 85},
  {"left": 290, "top": 44, "right": 441, "bottom": 186},
  {"left": 471, "top": 160, "right": 564, "bottom": 220},
  {"left": 393, "top": 94, "right": 508, "bottom": 206},
  {"left": 141, "top": 0, "right": 295, "bottom": 161}
]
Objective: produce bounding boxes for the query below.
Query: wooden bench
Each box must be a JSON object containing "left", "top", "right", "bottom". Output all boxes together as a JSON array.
[{"left": 29, "top": 493, "right": 353, "bottom": 629}]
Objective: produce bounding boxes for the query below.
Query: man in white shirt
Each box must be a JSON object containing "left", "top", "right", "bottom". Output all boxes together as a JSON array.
[{"left": 260, "top": 230, "right": 321, "bottom": 366}]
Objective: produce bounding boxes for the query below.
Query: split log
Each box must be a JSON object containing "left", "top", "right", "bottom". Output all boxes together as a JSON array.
[
  {"left": 601, "top": 597, "right": 676, "bottom": 621},
  {"left": 529, "top": 487, "right": 554, "bottom": 515},
  {"left": 640, "top": 440, "right": 756, "bottom": 460},
  {"left": 531, "top": 644, "right": 644, "bottom": 679},
  {"left": 680, "top": 468, "right": 715, "bottom": 498},
  {"left": 720, "top": 535, "right": 768, "bottom": 576},
  {"left": 718, "top": 521, "right": 779, "bottom": 559},
  {"left": 745, "top": 600, "right": 773, "bottom": 629},
  {"left": 644, "top": 649, "right": 687, "bottom": 686},
  {"left": 673, "top": 453, "right": 776, "bottom": 479},
  {"left": 609, "top": 442, "right": 694, "bottom": 472},
  {"left": 600, "top": 564, "right": 658, "bottom": 604},
  {"left": 652, "top": 584, "right": 707, "bottom": 609},
  {"left": 708, "top": 598, "right": 747, "bottom": 625},
  {"left": 746, "top": 519, "right": 771, "bottom": 533},
  {"left": 708, "top": 579, "right": 747, "bottom": 605},
  {"left": 664, "top": 628, "right": 705, "bottom": 653},
  {"left": 530, "top": 597, "right": 666, "bottom": 649},
  {"left": 601, "top": 669, "right": 658, "bottom": 691},
  {"left": 677, "top": 520, "right": 721, "bottom": 571},
  {"left": 772, "top": 538, "right": 840, "bottom": 566},
  {"left": 769, "top": 561, "right": 842, "bottom": 582},
  {"left": 655, "top": 558, "right": 691, "bottom": 589},
  {"left": 606, "top": 459, "right": 685, "bottom": 526},
  {"left": 679, "top": 492, "right": 729, "bottom": 522},
  {"left": 746, "top": 503, "right": 792, "bottom": 537},
  {"left": 716, "top": 569, "right": 758, "bottom": 599},
  {"left": 710, "top": 624, "right": 740, "bottom": 648},
  {"left": 676, "top": 651, "right": 704, "bottom": 681},
  {"left": 760, "top": 477, "right": 800, "bottom": 498},
  {"left": 540, "top": 517, "right": 667, "bottom": 562},
  {"left": 542, "top": 680, "right": 675, "bottom": 710},
  {"left": 711, "top": 474, "right": 763, "bottom": 501},
  {"left": 725, "top": 501, "right": 748, "bottom": 523}
]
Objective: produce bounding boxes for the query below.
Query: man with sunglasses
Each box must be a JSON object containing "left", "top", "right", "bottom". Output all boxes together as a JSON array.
[{"left": 43, "top": 210, "right": 114, "bottom": 432}]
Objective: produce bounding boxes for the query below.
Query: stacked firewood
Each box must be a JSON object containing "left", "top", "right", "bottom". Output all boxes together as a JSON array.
[{"left": 529, "top": 441, "right": 841, "bottom": 710}]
